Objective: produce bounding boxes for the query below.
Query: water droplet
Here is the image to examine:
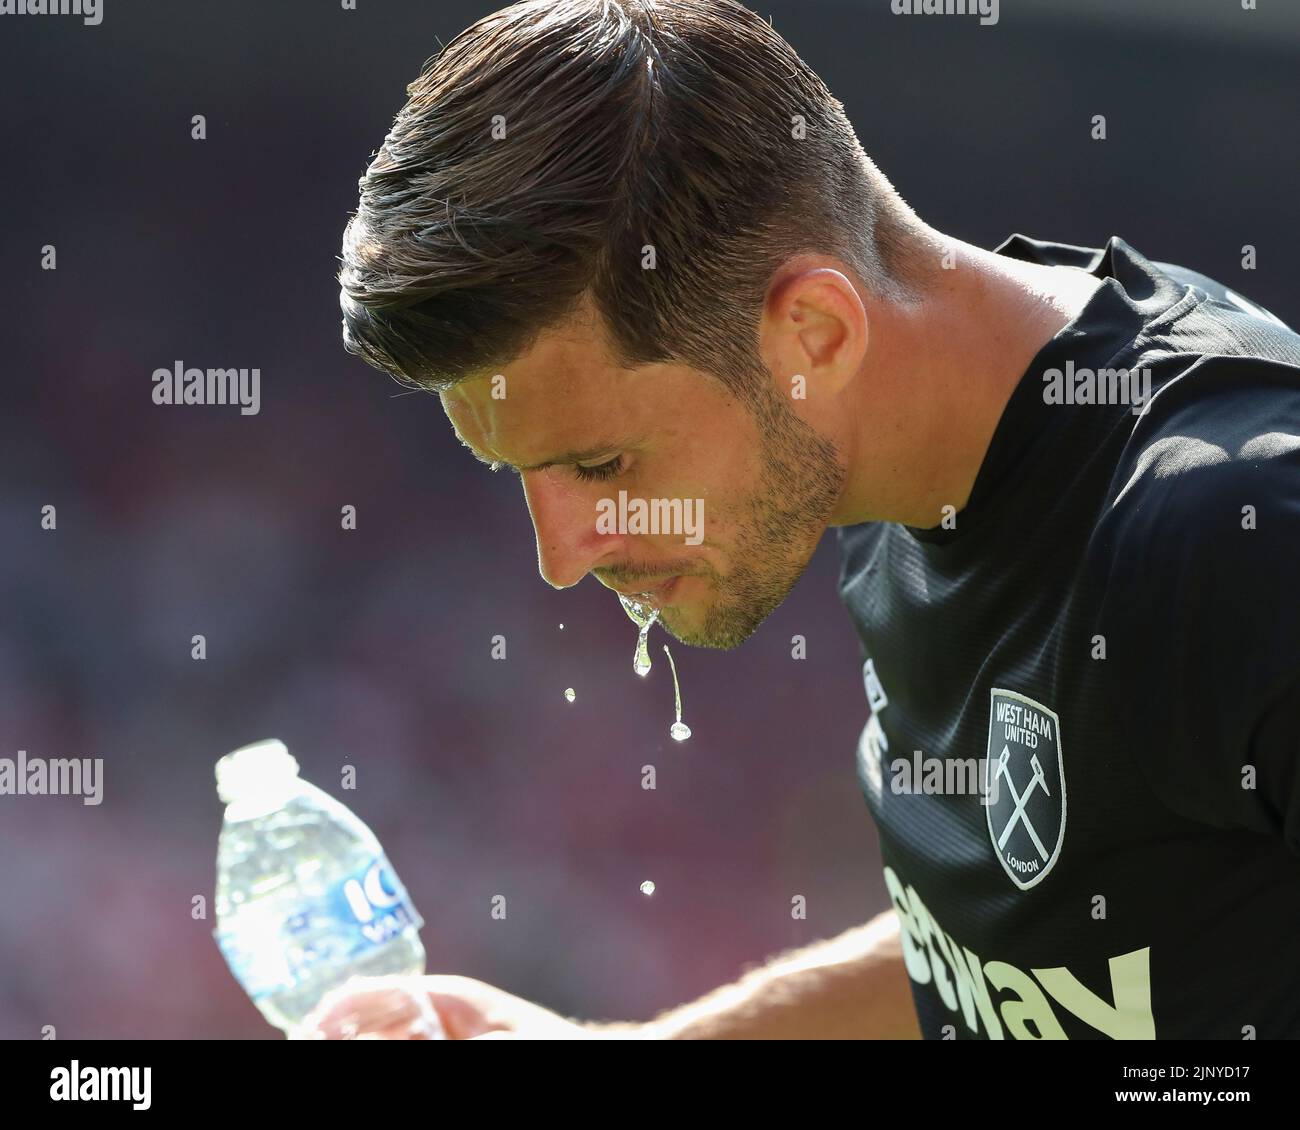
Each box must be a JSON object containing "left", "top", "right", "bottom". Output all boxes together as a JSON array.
[
  {"left": 618, "top": 594, "right": 689, "bottom": 737},
  {"left": 639, "top": 880, "right": 656, "bottom": 896},
  {"left": 619, "top": 594, "right": 657, "bottom": 628},
  {"left": 633, "top": 619, "right": 655, "bottom": 676},
  {"left": 662, "top": 644, "right": 690, "bottom": 742},
  {"left": 621, "top": 594, "right": 659, "bottom": 676},
  {"left": 564, "top": 688, "right": 576, "bottom": 703}
]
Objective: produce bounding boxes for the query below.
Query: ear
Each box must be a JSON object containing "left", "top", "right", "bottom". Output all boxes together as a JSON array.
[{"left": 760, "top": 263, "right": 868, "bottom": 404}]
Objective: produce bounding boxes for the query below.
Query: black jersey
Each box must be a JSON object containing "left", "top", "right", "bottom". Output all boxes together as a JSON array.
[{"left": 836, "top": 234, "right": 1300, "bottom": 1040}]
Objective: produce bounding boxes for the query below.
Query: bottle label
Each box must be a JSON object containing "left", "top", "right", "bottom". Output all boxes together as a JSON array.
[{"left": 216, "top": 854, "right": 424, "bottom": 1000}]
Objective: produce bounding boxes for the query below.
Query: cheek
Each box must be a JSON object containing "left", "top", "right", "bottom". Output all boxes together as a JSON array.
[
  {"left": 673, "top": 420, "right": 761, "bottom": 500},
  {"left": 647, "top": 390, "right": 764, "bottom": 536}
]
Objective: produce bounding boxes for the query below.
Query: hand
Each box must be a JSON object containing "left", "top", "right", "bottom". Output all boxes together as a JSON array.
[{"left": 294, "top": 974, "right": 639, "bottom": 1040}]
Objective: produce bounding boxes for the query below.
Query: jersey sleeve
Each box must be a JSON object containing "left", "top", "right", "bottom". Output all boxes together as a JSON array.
[{"left": 1095, "top": 369, "right": 1300, "bottom": 855}]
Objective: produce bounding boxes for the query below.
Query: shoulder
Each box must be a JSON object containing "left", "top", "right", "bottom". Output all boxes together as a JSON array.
[
  {"left": 1099, "top": 357, "right": 1300, "bottom": 588},
  {"left": 1089, "top": 360, "right": 1300, "bottom": 843}
]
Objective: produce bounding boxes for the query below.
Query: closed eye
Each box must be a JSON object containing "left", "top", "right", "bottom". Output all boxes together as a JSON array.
[{"left": 571, "top": 456, "right": 624, "bottom": 483}]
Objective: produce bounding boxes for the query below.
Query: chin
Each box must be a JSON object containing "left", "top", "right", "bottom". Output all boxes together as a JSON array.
[
  {"left": 657, "top": 568, "right": 798, "bottom": 650},
  {"left": 661, "top": 598, "right": 768, "bottom": 651},
  {"left": 655, "top": 600, "right": 712, "bottom": 648},
  {"left": 657, "top": 604, "right": 701, "bottom": 643}
]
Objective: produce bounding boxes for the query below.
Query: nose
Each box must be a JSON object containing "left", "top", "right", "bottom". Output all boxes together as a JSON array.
[{"left": 520, "top": 470, "right": 622, "bottom": 589}]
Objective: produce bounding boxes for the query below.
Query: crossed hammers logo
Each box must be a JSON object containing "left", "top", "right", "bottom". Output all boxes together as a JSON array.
[{"left": 993, "top": 745, "right": 1051, "bottom": 861}]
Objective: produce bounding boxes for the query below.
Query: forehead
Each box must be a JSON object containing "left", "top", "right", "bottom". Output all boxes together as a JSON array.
[{"left": 441, "top": 303, "right": 639, "bottom": 461}]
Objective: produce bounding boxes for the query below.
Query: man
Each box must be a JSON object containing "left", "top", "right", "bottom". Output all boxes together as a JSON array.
[{"left": 315, "top": 0, "right": 1300, "bottom": 1039}]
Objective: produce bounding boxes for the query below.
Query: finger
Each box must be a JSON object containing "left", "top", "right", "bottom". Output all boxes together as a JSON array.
[
  {"left": 418, "top": 976, "right": 521, "bottom": 1039},
  {"left": 303, "top": 974, "right": 506, "bottom": 1040},
  {"left": 303, "top": 978, "right": 444, "bottom": 1039}
]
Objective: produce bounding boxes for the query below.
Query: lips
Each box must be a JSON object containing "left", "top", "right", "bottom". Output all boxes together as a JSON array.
[
  {"left": 614, "top": 576, "right": 679, "bottom": 604},
  {"left": 644, "top": 576, "right": 678, "bottom": 603}
]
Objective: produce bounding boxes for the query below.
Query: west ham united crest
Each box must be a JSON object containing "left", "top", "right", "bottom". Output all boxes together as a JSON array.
[{"left": 985, "top": 689, "right": 1066, "bottom": 890}]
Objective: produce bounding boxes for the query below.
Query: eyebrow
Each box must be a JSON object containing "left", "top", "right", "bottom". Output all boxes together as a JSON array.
[{"left": 460, "top": 438, "right": 623, "bottom": 474}]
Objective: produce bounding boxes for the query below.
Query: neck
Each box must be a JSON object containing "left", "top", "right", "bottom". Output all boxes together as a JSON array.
[{"left": 830, "top": 234, "right": 1100, "bottom": 528}]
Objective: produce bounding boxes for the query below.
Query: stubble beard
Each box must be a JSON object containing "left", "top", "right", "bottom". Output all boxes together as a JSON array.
[{"left": 680, "top": 381, "right": 845, "bottom": 649}]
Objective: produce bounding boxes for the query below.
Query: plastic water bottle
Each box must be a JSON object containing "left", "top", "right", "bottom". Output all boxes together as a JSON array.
[{"left": 213, "top": 739, "right": 435, "bottom": 1037}]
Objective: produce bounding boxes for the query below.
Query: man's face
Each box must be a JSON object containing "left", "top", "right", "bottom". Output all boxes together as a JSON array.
[{"left": 441, "top": 301, "right": 845, "bottom": 648}]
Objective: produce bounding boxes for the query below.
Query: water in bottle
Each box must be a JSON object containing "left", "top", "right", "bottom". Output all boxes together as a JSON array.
[{"left": 213, "top": 739, "right": 435, "bottom": 1036}]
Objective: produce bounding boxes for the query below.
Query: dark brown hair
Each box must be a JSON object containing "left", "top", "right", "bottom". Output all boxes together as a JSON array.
[{"left": 339, "top": 0, "right": 925, "bottom": 398}]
